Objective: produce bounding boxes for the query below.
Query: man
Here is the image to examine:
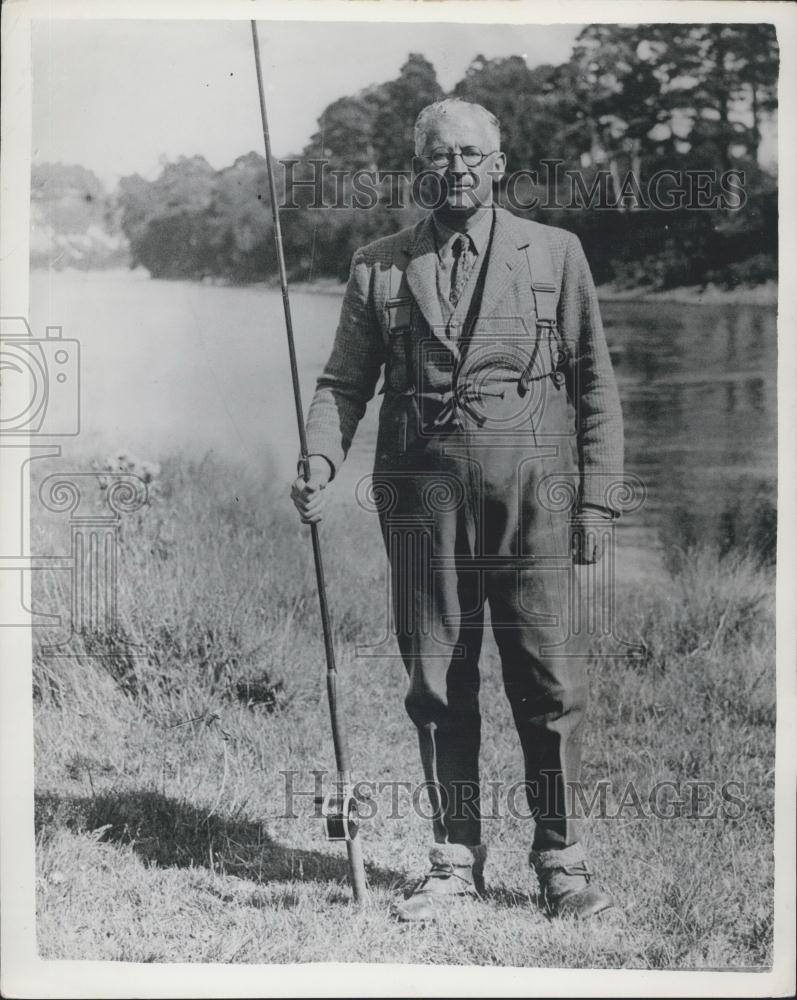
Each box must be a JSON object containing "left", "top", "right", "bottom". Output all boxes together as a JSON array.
[{"left": 291, "top": 98, "right": 624, "bottom": 923}]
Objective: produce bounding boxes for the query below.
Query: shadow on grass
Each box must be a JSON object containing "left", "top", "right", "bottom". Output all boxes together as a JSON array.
[{"left": 35, "top": 790, "right": 400, "bottom": 892}]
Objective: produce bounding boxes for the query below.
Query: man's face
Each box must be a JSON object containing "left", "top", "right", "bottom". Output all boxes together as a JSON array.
[{"left": 415, "top": 108, "right": 506, "bottom": 218}]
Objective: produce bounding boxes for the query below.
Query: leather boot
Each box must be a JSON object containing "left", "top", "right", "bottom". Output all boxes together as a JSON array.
[
  {"left": 392, "top": 843, "right": 486, "bottom": 923},
  {"left": 529, "top": 842, "right": 614, "bottom": 920}
]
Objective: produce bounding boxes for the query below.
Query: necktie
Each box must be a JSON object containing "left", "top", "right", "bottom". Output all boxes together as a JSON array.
[{"left": 449, "top": 233, "right": 475, "bottom": 307}]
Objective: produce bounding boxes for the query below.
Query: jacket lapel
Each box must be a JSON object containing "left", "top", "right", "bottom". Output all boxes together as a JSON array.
[
  {"left": 478, "top": 207, "right": 527, "bottom": 319},
  {"left": 404, "top": 216, "right": 445, "bottom": 334},
  {"left": 401, "top": 207, "right": 529, "bottom": 332}
]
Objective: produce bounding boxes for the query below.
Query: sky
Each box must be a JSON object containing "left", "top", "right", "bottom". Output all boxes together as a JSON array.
[{"left": 31, "top": 18, "right": 582, "bottom": 189}]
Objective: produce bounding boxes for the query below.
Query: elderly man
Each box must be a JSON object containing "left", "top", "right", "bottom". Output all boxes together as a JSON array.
[{"left": 291, "top": 98, "right": 624, "bottom": 923}]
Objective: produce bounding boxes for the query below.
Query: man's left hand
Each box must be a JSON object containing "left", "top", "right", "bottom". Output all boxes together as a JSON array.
[{"left": 571, "top": 505, "right": 616, "bottom": 565}]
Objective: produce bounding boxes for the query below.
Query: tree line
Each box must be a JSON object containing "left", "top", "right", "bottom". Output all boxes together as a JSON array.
[{"left": 116, "top": 23, "right": 777, "bottom": 290}]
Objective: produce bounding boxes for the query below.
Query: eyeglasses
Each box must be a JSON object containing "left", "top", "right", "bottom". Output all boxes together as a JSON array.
[{"left": 426, "top": 146, "right": 498, "bottom": 169}]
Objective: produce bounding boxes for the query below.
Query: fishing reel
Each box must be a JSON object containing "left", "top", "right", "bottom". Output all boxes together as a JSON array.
[{"left": 314, "top": 786, "right": 364, "bottom": 842}]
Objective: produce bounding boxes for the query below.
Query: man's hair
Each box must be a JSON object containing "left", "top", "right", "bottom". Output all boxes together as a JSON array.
[{"left": 413, "top": 98, "right": 501, "bottom": 156}]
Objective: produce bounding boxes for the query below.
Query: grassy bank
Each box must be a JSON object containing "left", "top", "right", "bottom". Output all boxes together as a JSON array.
[{"left": 31, "top": 454, "right": 775, "bottom": 968}]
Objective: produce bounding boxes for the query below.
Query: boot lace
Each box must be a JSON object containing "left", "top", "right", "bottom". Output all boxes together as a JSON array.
[{"left": 412, "top": 860, "right": 473, "bottom": 894}]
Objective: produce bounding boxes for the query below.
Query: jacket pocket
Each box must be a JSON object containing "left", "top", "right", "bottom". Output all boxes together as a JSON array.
[
  {"left": 378, "top": 391, "right": 419, "bottom": 459},
  {"left": 382, "top": 295, "right": 415, "bottom": 394},
  {"left": 383, "top": 328, "right": 415, "bottom": 395}
]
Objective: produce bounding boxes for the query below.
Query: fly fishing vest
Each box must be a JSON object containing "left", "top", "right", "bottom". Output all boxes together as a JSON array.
[{"left": 381, "top": 219, "right": 572, "bottom": 428}]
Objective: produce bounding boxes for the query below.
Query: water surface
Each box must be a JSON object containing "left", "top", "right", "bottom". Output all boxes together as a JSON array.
[{"left": 28, "top": 270, "right": 777, "bottom": 569}]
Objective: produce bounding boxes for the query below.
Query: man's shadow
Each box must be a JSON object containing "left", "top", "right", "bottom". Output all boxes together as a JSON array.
[
  {"left": 35, "top": 791, "right": 540, "bottom": 911},
  {"left": 34, "top": 789, "right": 401, "bottom": 904}
]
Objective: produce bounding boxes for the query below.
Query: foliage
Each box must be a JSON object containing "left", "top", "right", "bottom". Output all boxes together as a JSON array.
[
  {"left": 30, "top": 163, "right": 128, "bottom": 270},
  {"left": 369, "top": 54, "right": 444, "bottom": 171},
  {"left": 106, "top": 23, "right": 778, "bottom": 289}
]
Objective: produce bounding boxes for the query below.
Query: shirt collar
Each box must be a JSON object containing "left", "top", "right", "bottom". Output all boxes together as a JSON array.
[{"left": 432, "top": 207, "right": 493, "bottom": 260}]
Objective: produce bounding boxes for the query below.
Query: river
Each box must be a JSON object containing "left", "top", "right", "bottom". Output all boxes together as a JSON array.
[{"left": 28, "top": 269, "right": 777, "bottom": 574}]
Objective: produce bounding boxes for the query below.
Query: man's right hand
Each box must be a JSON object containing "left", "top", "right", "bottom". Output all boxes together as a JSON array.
[{"left": 290, "top": 455, "right": 333, "bottom": 524}]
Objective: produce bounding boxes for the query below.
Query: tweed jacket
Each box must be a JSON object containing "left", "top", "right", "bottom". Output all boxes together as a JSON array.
[{"left": 305, "top": 206, "right": 624, "bottom": 511}]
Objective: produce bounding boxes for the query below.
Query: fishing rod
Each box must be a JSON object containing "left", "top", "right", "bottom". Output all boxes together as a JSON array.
[{"left": 249, "top": 20, "right": 367, "bottom": 904}]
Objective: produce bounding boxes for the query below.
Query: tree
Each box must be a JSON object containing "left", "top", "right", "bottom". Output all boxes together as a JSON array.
[
  {"left": 306, "top": 95, "right": 377, "bottom": 170},
  {"left": 118, "top": 156, "right": 218, "bottom": 278},
  {"left": 370, "top": 54, "right": 444, "bottom": 170},
  {"left": 31, "top": 162, "right": 109, "bottom": 233},
  {"left": 117, "top": 173, "right": 156, "bottom": 260},
  {"left": 205, "top": 152, "right": 274, "bottom": 281},
  {"left": 724, "top": 23, "right": 778, "bottom": 163},
  {"left": 571, "top": 26, "right": 677, "bottom": 182},
  {"left": 627, "top": 24, "right": 778, "bottom": 168},
  {"left": 110, "top": 31, "right": 778, "bottom": 289},
  {"left": 454, "top": 55, "right": 549, "bottom": 170}
]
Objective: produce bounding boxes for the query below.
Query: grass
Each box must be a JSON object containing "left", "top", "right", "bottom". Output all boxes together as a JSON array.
[{"left": 31, "top": 452, "right": 775, "bottom": 968}]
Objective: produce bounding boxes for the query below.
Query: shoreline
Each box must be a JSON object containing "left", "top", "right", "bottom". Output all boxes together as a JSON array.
[
  {"left": 257, "top": 275, "right": 780, "bottom": 306},
  {"left": 595, "top": 279, "right": 777, "bottom": 306},
  {"left": 33, "top": 267, "right": 778, "bottom": 306},
  {"left": 276, "top": 278, "right": 778, "bottom": 306}
]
